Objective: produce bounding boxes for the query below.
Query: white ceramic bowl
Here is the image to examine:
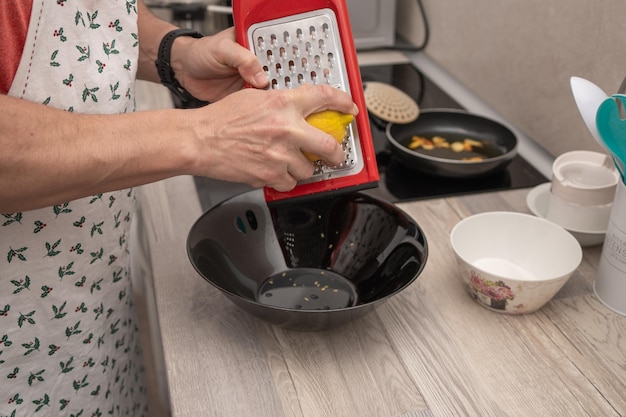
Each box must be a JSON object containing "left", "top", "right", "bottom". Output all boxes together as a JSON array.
[{"left": 450, "top": 211, "right": 583, "bottom": 314}]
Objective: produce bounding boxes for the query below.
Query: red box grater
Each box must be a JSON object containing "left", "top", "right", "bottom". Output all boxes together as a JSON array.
[{"left": 233, "top": 0, "right": 379, "bottom": 205}]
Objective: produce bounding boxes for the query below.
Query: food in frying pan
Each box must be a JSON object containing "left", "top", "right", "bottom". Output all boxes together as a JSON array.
[{"left": 405, "top": 134, "right": 504, "bottom": 162}]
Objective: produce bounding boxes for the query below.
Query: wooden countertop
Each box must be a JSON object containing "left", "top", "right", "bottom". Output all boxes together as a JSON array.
[{"left": 136, "top": 174, "right": 626, "bottom": 417}]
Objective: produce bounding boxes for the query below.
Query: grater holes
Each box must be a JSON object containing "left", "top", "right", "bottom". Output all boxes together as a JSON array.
[
  {"left": 322, "top": 23, "right": 330, "bottom": 37},
  {"left": 255, "top": 22, "right": 344, "bottom": 89}
]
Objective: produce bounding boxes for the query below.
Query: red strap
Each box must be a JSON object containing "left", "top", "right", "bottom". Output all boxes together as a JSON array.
[{"left": 0, "top": 1, "right": 33, "bottom": 95}]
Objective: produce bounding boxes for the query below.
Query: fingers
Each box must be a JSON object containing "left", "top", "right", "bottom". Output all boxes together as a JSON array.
[
  {"left": 253, "top": 151, "right": 315, "bottom": 192},
  {"left": 215, "top": 28, "right": 269, "bottom": 89},
  {"left": 299, "top": 127, "right": 346, "bottom": 166},
  {"left": 266, "top": 157, "right": 315, "bottom": 192},
  {"left": 257, "top": 85, "right": 355, "bottom": 178},
  {"left": 288, "top": 152, "right": 317, "bottom": 180},
  {"left": 294, "top": 84, "right": 358, "bottom": 117},
  {"left": 233, "top": 50, "right": 268, "bottom": 89},
  {"left": 265, "top": 173, "right": 298, "bottom": 192},
  {"left": 286, "top": 85, "right": 355, "bottom": 166}
]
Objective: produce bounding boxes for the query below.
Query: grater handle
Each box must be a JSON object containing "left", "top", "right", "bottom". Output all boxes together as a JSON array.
[{"left": 235, "top": 0, "right": 342, "bottom": 40}]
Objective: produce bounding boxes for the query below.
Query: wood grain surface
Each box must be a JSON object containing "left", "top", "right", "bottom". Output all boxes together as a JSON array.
[{"left": 135, "top": 175, "right": 626, "bottom": 417}]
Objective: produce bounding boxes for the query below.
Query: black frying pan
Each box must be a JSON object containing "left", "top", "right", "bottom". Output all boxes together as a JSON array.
[{"left": 385, "top": 109, "right": 518, "bottom": 178}]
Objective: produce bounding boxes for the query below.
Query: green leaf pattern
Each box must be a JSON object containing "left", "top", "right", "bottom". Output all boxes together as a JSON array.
[{"left": 1, "top": 1, "right": 146, "bottom": 416}]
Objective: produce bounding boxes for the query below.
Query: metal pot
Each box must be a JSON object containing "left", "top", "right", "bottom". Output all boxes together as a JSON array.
[{"left": 385, "top": 109, "right": 518, "bottom": 178}]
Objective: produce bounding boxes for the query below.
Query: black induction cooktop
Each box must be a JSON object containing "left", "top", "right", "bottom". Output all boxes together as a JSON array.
[
  {"left": 358, "top": 63, "right": 547, "bottom": 202},
  {"left": 192, "top": 63, "right": 548, "bottom": 211}
]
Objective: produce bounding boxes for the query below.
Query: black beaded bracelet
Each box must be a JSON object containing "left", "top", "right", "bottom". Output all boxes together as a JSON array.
[{"left": 155, "top": 28, "right": 204, "bottom": 104}]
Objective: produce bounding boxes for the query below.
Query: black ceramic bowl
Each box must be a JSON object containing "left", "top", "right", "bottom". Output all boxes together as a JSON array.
[{"left": 187, "top": 189, "right": 428, "bottom": 331}]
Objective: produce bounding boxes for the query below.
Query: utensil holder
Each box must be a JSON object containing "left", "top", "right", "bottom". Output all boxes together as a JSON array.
[{"left": 595, "top": 179, "right": 626, "bottom": 316}]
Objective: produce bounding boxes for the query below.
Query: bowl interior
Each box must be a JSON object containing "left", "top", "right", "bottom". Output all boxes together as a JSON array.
[
  {"left": 450, "top": 211, "right": 582, "bottom": 281},
  {"left": 187, "top": 189, "right": 428, "bottom": 313}
]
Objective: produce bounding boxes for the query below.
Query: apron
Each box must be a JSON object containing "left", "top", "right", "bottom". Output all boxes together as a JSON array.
[{"left": 1, "top": 1, "right": 147, "bottom": 416}]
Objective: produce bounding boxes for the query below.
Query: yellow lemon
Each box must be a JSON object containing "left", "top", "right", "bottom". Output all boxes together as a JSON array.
[{"left": 303, "top": 110, "right": 354, "bottom": 162}]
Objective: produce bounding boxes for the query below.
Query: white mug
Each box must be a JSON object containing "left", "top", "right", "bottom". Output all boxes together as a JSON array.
[
  {"left": 595, "top": 179, "right": 626, "bottom": 316},
  {"left": 545, "top": 150, "right": 618, "bottom": 232},
  {"left": 544, "top": 192, "right": 613, "bottom": 231}
]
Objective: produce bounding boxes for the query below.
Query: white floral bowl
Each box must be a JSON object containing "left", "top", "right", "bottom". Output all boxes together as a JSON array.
[{"left": 450, "top": 211, "right": 583, "bottom": 314}]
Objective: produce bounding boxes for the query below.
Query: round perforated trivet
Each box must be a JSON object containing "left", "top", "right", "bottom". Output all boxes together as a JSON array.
[{"left": 364, "top": 81, "right": 419, "bottom": 124}]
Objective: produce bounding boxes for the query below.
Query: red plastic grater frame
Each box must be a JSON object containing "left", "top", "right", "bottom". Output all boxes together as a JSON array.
[{"left": 233, "top": 0, "right": 379, "bottom": 205}]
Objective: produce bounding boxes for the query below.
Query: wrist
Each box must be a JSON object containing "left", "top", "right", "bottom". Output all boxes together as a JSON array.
[
  {"left": 169, "top": 35, "right": 196, "bottom": 75},
  {"left": 155, "top": 28, "right": 205, "bottom": 104}
]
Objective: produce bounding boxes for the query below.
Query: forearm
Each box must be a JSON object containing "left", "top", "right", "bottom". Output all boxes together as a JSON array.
[
  {"left": 136, "top": 0, "right": 179, "bottom": 82},
  {"left": 0, "top": 95, "right": 196, "bottom": 212}
]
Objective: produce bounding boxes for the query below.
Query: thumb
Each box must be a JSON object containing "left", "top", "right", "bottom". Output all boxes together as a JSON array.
[{"left": 230, "top": 45, "right": 268, "bottom": 88}]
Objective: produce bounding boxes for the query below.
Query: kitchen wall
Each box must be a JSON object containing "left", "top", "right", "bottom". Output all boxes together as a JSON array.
[{"left": 397, "top": 0, "right": 626, "bottom": 158}]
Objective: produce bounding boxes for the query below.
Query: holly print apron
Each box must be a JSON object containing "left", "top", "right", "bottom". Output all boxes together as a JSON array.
[{"left": 1, "top": 1, "right": 148, "bottom": 416}]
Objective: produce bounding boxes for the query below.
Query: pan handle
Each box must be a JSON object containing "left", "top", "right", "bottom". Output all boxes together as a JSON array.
[{"left": 368, "top": 112, "right": 389, "bottom": 131}]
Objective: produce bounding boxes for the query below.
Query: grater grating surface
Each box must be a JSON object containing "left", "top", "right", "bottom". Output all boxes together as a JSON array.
[
  {"left": 234, "top": 0, "right": 379, "bottom": 204},
  {"left": 247, "top": 9, "right": 363, "bottom": 182}
]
